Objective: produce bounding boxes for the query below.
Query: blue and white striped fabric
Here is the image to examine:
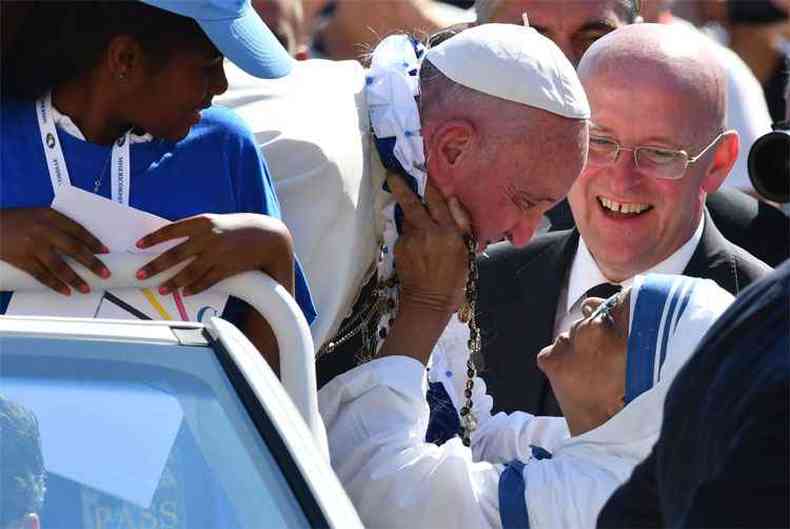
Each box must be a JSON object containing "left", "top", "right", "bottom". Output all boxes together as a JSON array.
[
  {"left": 625, "top": 275, "right": 697, "bottom": 404},
  {"left": 498, "top": 274, "right": 734, "bottom": 529}
]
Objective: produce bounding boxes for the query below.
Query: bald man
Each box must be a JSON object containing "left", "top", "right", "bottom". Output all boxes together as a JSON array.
[{"left": 478, "top": 24, "right": 771, "bottom": 416}]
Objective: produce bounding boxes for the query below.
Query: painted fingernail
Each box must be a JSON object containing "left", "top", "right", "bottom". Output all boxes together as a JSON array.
[
  {"left": 79, "top": 284, "right": 90, "bottom": 294},
  {"left": 98, "top": 245, "right": 110, "bottom": 254},
  {"left": 136, "top": 239, "right": 146, "bottom": 248},
  {"left": 136, "top": 269, "right": 147, "bottom": 280},
  {"left": 159, "top": 286, "right": 170, "bottom": 295},
  {"left": 61, "top": 287, "right": 71, "bottom": 296},
  {"left": 100, "top": 267, "right": 110, "bottom": 278}
]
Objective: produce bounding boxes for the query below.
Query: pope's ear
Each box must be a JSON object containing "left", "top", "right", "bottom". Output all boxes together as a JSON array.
[
  {"left": 701, "top": 131, "right": 739, "bottom": 193},
  {"left": 425, "top": 119, "right": 476, "bottom": 195}
]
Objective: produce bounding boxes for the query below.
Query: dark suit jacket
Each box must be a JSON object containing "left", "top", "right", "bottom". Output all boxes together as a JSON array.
[
  {"left": 546, "top": 189, "right": 789, "bottom": 267},
  {"left": 477, "top": 211, "right": 772, "bottom": 417}
]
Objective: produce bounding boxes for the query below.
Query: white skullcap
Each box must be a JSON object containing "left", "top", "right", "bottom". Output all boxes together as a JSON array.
[{"left": 424, "top": 23, "right": 590, "bottom": 119}]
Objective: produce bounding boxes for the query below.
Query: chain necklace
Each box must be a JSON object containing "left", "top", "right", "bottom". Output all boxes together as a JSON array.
[
  {"left": 92, "top": 149, "right": 112, "bottom": 193},
  {"left": 457, "top": 236, "right": 480, "bottom": 447},
  {"left": 317, "top": 273, "right": 398, "bottom": 360}
]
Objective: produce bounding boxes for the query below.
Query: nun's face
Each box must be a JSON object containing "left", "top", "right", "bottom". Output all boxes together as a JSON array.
[{"left": 537, "top": 290, "right": 630, "bottom": 436}]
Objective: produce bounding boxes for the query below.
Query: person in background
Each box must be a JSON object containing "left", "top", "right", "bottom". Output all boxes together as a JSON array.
[
  {"left": 303, "top": 0, "right": 473, "bottom": 60},
  {"left": 0, "top": 0, "right": 316, "bottom": 372},
  {"left": 698, "top": 0, "right": 789, "bottom": 122},
  {"left": 252, "top": 0, "right": 311, "bottom": 60},
  {"left": 477, "top": 24, "right": 771, "bottom": 417},
  {"left": 476, "top": 0, "right": 638, "bottom": 66},
  {"left": 1, "top": 396, "right": 46, "bottom": 529}
]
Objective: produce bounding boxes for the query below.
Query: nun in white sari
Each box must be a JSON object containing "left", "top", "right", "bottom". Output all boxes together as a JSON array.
[{"left": 319, "top": 274, "right": 734, "bottom": 529}]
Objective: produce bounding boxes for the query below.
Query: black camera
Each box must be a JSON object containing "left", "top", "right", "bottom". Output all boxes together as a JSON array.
[{"left": 748, "top": 121, "right": 790, "bottom": 203}]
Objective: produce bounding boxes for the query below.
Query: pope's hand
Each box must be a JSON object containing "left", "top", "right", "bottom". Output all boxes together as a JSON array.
[{"left": 389, "top": 174, "right": 470, "bottom": 315}]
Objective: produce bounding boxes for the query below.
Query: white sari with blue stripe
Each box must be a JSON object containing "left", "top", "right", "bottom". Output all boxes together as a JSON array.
[
  {"left": 320, "top": 274, "right": 733, "bottom": 529},
  {"left": 499, "top": 274, "right": 733, "bottom": 528}
]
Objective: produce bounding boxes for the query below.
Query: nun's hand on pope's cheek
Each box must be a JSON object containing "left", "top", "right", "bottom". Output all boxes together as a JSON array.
[
  {"left": 389, "top": 175, "right": 470, "bottom": 314},
  {"left": 135, "top": 213, "right": 295, "bottom": 297},
  {"left": 0, "top": 207, "right": 110, "bottom": 295}
]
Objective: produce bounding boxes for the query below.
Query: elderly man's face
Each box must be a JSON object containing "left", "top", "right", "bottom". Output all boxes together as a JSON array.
[
  {"left": 568, "top": 65, "right": 715, "bottom": 279},
  {"left": 485, "top": 0, "right": 630, "bottom": 66},
  {"left": 449, "top": 114, "right": 588, "bottom": 248}
]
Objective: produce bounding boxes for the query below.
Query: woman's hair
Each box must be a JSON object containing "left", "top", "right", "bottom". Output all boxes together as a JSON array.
[{"left": 2, "top": 1, "right": 211, "bottom": 100}]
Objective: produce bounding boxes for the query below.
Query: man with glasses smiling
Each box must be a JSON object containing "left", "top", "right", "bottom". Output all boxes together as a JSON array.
[{"left": 478, "top": 23, "right": 772, "bottom": 417}]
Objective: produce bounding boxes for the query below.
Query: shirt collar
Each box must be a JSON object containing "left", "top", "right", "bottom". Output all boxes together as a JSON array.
[
  {"left": 50, "top": 102, "right": 154, "bottom": 145},
  {"left": 565, "top": 215, "right": 705, "bottom": 313}
]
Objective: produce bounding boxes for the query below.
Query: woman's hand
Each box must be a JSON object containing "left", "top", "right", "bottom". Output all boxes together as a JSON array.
[
  {"left": 392, "top": 175, "right": 470, "bottom": 315},
  {"left": 135, "top": 213, "right": 295, "bottom": 297},
  {"left": 379, "top": 175, "right": 471, "bottom": 364},
  {"left": 0, "top": 207, "right": 110, "bottom": 295}
]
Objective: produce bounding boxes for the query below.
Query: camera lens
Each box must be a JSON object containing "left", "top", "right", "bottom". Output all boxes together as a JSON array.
[{"left": 748, "top": 130, "right": 790, "bottom": 203}]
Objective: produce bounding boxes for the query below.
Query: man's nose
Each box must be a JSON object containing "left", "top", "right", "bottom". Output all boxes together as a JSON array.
[{"left": 607, "top": 149, "right": 645, "bottom": 196}]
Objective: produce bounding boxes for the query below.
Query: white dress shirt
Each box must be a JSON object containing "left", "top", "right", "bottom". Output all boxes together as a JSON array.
[{"left": 554, "top": 215, "right": 705, "bottom": 337}]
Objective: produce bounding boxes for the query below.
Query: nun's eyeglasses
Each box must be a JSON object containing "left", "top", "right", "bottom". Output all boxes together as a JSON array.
[{"left": 590, "top": 293, "right": 621, "bottom": 324}]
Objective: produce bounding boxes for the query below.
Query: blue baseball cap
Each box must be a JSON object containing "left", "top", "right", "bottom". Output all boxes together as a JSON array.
[{"left": 140, "top": 0, "right": 294, "bottom": 79}]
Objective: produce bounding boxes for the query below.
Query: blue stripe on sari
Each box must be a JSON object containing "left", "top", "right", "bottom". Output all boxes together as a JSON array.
[
  {"left": 625, "top": 283, "right": 664, "bottom": 403},
  {"left": 499, "top": 460, "right": 529, "bottom": 529}
]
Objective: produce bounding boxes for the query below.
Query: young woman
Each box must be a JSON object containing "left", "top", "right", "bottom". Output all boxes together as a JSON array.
[
  {"left": 319, "top": 179, "right": 734, "bottom": 528},
  {"left": 0, "top": 0, "right": 315, "bottom": 367}
]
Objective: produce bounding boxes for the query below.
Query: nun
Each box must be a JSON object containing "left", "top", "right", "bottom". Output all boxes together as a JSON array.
[{"left": 319, "top": 273, "right": 734, "bottom": 529}]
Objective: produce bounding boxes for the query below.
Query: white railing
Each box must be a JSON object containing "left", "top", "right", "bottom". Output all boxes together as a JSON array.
[{"left": 0, "top": 255, "right": 326, "bottom": 454}]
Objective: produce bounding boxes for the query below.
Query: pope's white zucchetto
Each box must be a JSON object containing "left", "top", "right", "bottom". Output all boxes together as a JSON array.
[{"left": 424, "top": 23, "right": 591, "bottom": 120}]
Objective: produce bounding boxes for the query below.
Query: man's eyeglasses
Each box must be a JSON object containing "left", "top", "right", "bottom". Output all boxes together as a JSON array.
[{"left": 587, "top": 131, "right": 727, "bottom": 180}]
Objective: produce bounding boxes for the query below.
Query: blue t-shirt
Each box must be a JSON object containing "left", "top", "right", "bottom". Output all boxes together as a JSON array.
[{"left": 0, "top": 98, "right": 316, "bottom": 325}]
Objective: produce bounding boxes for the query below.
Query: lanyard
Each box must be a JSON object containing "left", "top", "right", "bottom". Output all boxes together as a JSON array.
[{"left": 36, "top": 92, "right": 131, "bottom": 206}]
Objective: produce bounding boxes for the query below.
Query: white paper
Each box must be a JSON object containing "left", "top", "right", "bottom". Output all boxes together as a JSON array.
[{"left": 6, "top": 186, "right": 228, "bottom": 321}]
